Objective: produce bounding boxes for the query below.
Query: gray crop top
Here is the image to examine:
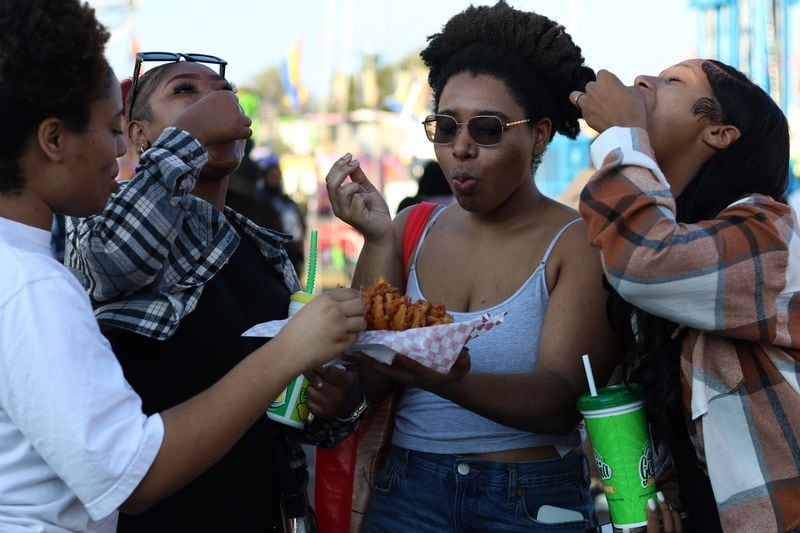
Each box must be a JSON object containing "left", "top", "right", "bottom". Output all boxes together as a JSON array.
[{"left": 393, "top": 208, "right": 582, "bottom": 454}]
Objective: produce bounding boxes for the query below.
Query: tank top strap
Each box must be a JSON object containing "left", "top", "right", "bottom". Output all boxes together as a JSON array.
[
  {"left": 540, "top": 218, "right": 582, "bottom": 265},
  {"left": 411, "top": 207, "right": 446, "bottom": 261}
]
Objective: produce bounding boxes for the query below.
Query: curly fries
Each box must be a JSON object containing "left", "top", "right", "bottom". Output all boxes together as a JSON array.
[{"left": 360, "top": 277, "right": 453, "bottom": 331}]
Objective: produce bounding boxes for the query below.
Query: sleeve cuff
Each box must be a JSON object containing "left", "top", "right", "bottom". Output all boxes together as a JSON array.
[
  {"left": 590, "top": 126, "right": 670, "bottom": 189},
  {"left": 84, "top": 413, "right": 165, "bottom": 521},
  {"left": 149, "top": 127, "right": 208, "bottom": 200}
]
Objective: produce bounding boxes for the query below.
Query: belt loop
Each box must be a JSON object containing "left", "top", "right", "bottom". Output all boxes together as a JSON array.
[{"left": 507, "top": 463, "right": 517, "bottom": 508}]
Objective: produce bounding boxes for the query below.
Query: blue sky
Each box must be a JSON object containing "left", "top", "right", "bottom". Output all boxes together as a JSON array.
[{"left": 91, "top": 0, "right": 699, "bottom": 97}]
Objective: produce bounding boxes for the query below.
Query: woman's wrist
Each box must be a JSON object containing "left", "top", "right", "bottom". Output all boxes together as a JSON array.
[
  {"left": 335, "top": 387, "right": 369, "bottom": 423},
  {"left": 361, "top": 231, "right": 396, "bottom": 249}
]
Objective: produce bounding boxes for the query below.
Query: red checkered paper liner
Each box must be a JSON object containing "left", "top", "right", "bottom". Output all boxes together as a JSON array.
[
  {"left": 353, "top": 312, "right": 506, "bottom": 372},
  {"left": 242, "top": 312, "right": 506, "bottom": 373}
]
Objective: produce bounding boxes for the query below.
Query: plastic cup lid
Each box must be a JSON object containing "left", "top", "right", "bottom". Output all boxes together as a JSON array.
[{"left": 577, "top": 383, "right": 643, "bottom": 411}]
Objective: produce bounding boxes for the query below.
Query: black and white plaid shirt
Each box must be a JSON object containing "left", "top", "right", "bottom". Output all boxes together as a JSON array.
[{"left": 65, "top": 127, "right": 358, "bottom": 469}]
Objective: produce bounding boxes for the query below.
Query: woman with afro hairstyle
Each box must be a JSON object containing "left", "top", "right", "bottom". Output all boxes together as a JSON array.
[
  {"left": 575, "top": 57, "right": 799, "bottom": 530},
  {"left": 326, "top": 2, "right": 620, "bottom": 530},
  {"left": 0, "top": 0, "right": 365, "bottom": 530}
]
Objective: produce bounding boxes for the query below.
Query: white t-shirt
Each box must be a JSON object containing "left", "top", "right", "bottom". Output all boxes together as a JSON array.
[{"left": 0, "top": 216, "right": 164, "bottom": 532}]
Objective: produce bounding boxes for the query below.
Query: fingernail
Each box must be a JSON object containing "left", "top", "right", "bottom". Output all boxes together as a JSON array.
[
  {"left": 342, "top": 153, "right": 351, "bottom": 161},
  {"left": 657, "top": 491, "right": 665, "bottom": 503},
  {"left": 647, "top": 498, "right": 656, "bottom": 511}
]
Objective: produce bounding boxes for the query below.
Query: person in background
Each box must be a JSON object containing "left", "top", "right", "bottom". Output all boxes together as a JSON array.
[
  {"left": 256, "top": 154, "right": 307, "bottom": 273},
  {"left": 0, "top": 1, "right": 365, "bottom": 530},
  {"left": 575, "top": 59, "right": 800, "bottom": 531},
  {"left": 326, "top": 2, "right": 620, "bottom": 530},
  {"left": 397, "top": 159, "right": 454, "bottom": 212},
  {"left": 66, "top": 54, "right": 367, "bottom": 530}
]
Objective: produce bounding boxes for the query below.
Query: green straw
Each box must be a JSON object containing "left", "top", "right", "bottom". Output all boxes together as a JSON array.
[{"left": 305, "top": 230, "right": 318, "bottom": 293}]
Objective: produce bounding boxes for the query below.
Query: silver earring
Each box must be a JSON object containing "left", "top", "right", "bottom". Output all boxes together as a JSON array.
[{"left": 139, "top": 144, "right": 146, "bottom": 154}]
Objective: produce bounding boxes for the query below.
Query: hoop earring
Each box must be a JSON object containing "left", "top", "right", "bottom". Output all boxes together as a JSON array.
[{"left": 139, "top": 144, "right": 146, "bottom": 154}]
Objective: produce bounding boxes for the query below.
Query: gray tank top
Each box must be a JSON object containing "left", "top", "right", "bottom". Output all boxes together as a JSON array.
[{"left": 393, "top": 209, "right": 582, "bottom": 453}]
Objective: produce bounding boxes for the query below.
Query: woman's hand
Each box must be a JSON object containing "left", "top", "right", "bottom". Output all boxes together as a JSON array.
[
  {"left": 348, "top": 348, "right": 470, "bottom": 392},
  {"left": 304, "top": 364, "right": 359, "bottom": 421},
  {"left": 275, "top": 288, "right": 366, "bottom": 369},
  {"left": 569, "top": 69, "right": 648, "bottom": 134},
  {"left": 173, "top": 90, "right": 252, "bottom": 147},
  {"left": 325, "top": 153, "right": 393, "bottom": 243},
  {"left": 644, "top": 491, "right": 684, "bottom": 533}
]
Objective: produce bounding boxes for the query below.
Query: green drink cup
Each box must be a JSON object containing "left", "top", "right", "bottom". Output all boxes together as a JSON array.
[
  {"left": 577, "top": 384, "right": 656, "bottom": 529},
  {"left": 267, "top": 291, "right": 314, "bottom": 429},
  {"left": 267, "top": 373, "right": 310, "bottom": 429}
]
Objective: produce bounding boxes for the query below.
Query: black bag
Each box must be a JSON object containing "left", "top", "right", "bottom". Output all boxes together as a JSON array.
[{"left": 269, "top": 427, "right": 317, "bottom": 533}]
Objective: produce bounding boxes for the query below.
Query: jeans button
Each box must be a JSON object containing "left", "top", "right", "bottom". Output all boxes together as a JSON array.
[{"left": 457, "top": 463, "right": 470, "bottom": 475}]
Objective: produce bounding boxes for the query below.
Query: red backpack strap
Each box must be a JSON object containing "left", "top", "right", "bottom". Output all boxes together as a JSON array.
[
  {"left": 315, "top": 201, "right": 439, "bottom": 533},
  {"left": 402, "top": 201, "right": 439, "bottom": 284}
]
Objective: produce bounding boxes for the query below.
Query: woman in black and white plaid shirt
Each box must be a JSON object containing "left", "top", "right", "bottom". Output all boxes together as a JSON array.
[{"left": 66, "top": 57, "right": 369, "bottom": 531}]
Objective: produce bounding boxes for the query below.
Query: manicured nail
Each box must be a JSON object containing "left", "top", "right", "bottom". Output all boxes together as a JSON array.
[
  {"left": 657, "top": 491, "right": 665, "bottom": 503},
  {"left": 647, "top": 498, "right": 656, "bottom": 511}
]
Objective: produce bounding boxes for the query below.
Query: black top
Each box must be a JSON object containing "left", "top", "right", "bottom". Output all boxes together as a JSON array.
[
  {"left": 110, "top": 232, "right": 292, "bottom": 532},
  {"left": 671, "top": 404, "right": 723, "bottom": 532}
]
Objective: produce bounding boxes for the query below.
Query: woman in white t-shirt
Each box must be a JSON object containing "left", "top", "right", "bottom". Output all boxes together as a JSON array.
[{"left": 0, "top": 1, "right": 366, "bottom": 530}]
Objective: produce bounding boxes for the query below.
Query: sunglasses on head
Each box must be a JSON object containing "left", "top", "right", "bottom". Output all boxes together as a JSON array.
[
  {"left": 422, "top": 114, "right": 530, "bottom": 147},
  {"left": 127, "top": 52, "right": 228, "bottom": 118}
]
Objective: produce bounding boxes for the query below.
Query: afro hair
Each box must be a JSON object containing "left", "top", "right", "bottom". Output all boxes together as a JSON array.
[{"left": 421, "top": 1, "right": 594, "bottom": 141}]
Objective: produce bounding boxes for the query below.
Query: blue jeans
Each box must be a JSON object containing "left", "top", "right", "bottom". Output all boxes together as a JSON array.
[{"left": 363, "top": 446, "right": 598, "bottom": 532}]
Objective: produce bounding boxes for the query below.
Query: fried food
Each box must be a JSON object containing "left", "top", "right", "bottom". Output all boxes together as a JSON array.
[{"left": 361, "top": 277, "right": 453, "bottom": 331}]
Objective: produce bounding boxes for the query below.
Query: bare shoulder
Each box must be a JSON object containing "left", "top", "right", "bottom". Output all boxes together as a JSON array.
[
  {"left": 392, "top": 203, "right": 443, "bottom": 242},
  {"left": 541, "top": 202, "right": 603, "bottom": 286},
  {"left": 541, "top": 200, "right": 591, "bottom": 250}
]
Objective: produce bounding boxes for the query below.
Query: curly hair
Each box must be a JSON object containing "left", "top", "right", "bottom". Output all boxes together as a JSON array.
[
  {"left": 420, "top": 1, "right": 594, "bottom": 143},
  {"left": 0, "top": 0, "right": 111, "bottom": 193}
]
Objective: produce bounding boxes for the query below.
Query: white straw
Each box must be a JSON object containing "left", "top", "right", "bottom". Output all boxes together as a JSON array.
[{"left": 582, "top": 354, "right": 598, "bottom": 396}]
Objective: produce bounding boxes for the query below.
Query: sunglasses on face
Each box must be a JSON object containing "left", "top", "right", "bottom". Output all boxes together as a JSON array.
[
  {"left": 422, "top": 114, "right": 530, "bottom": 147},
  {"left": 127, "top": 52, "right": 228, "bottom": 118}
]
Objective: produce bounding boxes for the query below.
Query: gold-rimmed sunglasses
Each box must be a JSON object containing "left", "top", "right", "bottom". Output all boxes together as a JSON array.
[
  {"left": 127, "top": 52, "right": 227, "bottom": 118},
  {"left": 422, "top": 114, "right": 530, "bottom": 147}
]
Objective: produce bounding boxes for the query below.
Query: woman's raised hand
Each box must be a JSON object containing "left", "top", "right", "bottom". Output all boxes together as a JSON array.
[
  {"left": 173, "top": 90, "right": 253, "bottom": 147},
  {"left": 325, "top": 153, "right": 393, "bottom": 242},
  {"left": 569, "top": 69, "right": 647, "bottom": 134}
]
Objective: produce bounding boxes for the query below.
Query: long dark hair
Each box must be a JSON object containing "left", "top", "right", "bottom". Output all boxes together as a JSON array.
[{"left": 614, "top": 59, "right": 790, "bottom": 445}]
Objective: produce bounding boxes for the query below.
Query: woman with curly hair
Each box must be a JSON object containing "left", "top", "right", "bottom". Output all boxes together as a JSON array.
[
  {"left": 0, "top": 0, "right": 365, "bottom": 530},
  {"left": 326, "top": 2, "right": 620, "bottom": 530},
  {"left": 575, "top": 60, "right": 799, "bottom": 531}
]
